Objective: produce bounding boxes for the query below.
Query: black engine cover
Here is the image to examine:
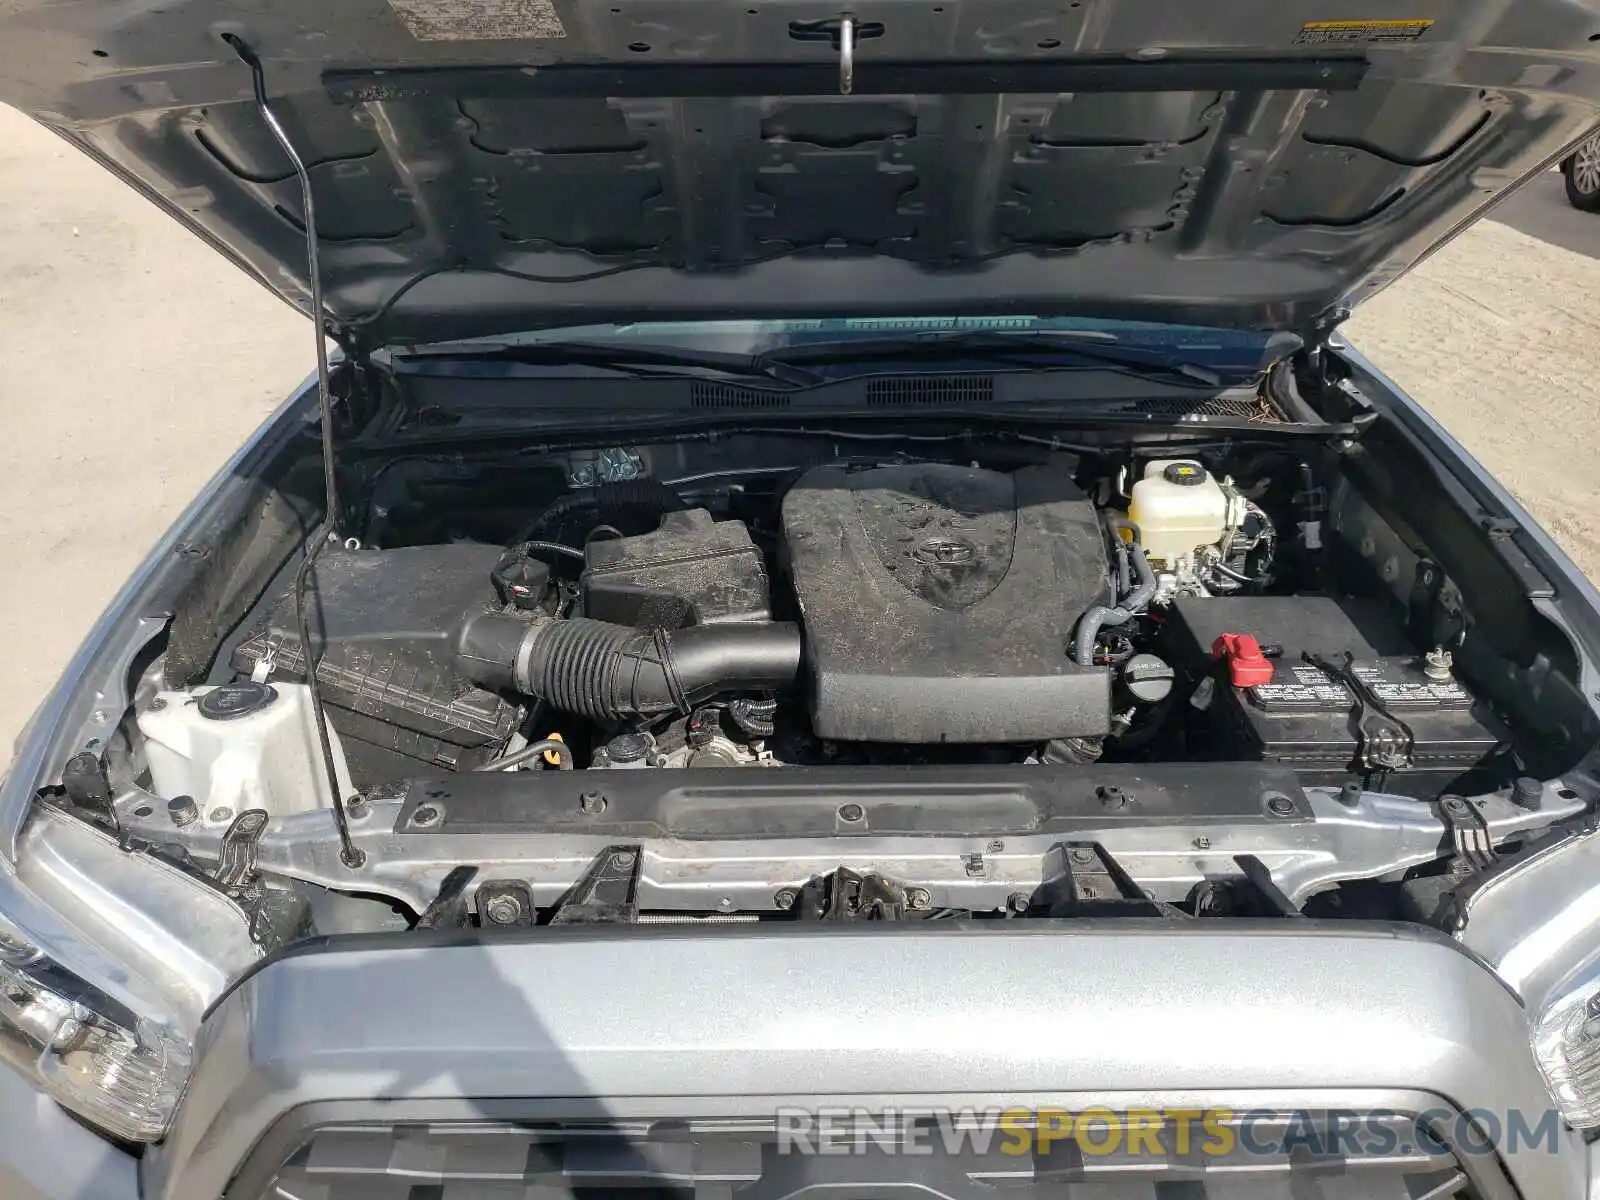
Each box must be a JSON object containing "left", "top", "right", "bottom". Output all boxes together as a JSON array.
[{"left": 781, "top": 463, "right": 1111, "bottom": 743}]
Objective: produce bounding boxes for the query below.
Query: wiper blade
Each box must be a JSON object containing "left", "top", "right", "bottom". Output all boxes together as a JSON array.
[
  {"left": 768, "top": 330, "right": 1234, "bottom": 387},
  {"left": 398, "top": 339, "right": 824, "bottom": 387}
]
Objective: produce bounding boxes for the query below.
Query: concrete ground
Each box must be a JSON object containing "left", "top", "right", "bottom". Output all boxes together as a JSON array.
[{"left": 0, "top": 104, "right": 1597, "bottom": 749}]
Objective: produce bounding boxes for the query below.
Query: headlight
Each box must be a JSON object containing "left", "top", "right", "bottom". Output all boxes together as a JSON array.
[
  {"left": 1531, "top": 965, "right": 1600, "bottom": 1130},
  {"left": 0, "top": 658, "right": 261, "bottom": 1147},
  {"left": 0, "top": 401, "right": 301, "bottom": 1146},
  {"left": 0, "top": 914, "right": 190, "bottom": 1141}
]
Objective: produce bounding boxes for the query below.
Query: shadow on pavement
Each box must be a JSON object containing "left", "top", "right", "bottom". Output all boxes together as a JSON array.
[{"left": 1490, "top": 170, "right": 1600, "bottom": 261}]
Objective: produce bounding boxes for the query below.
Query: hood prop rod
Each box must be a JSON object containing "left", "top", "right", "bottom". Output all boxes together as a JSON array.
[
  {"left": 228, "top": 36, "right": 365, "bottom": 870},
  {"left": 226, "top": 34, "right": 341, "bottom": 538}
]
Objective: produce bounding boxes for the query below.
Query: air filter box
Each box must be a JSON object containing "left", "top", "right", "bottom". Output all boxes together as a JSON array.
[{"left": 232, "top": 543, "right": 519, "bottom": 778}]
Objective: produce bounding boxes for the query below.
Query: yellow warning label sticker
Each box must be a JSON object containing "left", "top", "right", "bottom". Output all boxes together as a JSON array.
[{"left": 1295, "top": 18, "right": 1433, "bottom": 44}]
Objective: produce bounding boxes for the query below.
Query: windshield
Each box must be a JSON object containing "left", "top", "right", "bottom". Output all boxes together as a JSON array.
[{"left": 407, "top": 316, "right": 1286, "bottom": 376}]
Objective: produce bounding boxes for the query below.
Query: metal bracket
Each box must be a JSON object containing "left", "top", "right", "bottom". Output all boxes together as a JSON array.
[
  {"left": 1187, "top": 855, "right": 1302, "bottom": 918},
  {"left": 794, "top": 866, "right": 909, "bottom": 920},
  {"left": 214, "top": 809, "right": 270, "bottom": 893},
  {"left": 1031, "top": 842, "right": 1173, "bottom": 918},
  {"left": 214, "top": 808, "right": 284, "bottom": 943},
  {"left": 566, "top": 446, "right": 643, "bottom": 488},
  {"left": 61, "top": 752, "right": 116, "bottom": 830},
  {"left": 1437, "top": 795, "right": 1498, "bottom": 872},
  {"left": 549, "top": 845, "right": 642, "bottom": 924},
  {"left": 416, "top": 864, "right": 479, "bottom": 930},
  {"left": 1233, "top": 854, "right": 1303, "bottom": 917}
]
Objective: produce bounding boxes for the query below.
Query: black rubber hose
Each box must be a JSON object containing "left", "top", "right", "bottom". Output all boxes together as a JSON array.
[
  {"left": 512, "top": 491, "right": 591, "bottom": 545},
  {"left": 1105, "top": 516, "right": 1142, "bottom": 553},
  {"left": 593, "top": 479, "right": 688, "bottom": 525},
  {"left": 473, "top": 738, "right": 575, "bottom": 773},
  {"left": 1074, "top": 519, "right": 1158, "bottom": 666},
  {"left": 457, "top": 612, "right": 802, "bottom": 721},
  {"left": 728, "top": 696, "right": 779, "bottom": 738},
  {"left": 516, "top": 540, "right": 586, "bottom": 561},
  {"left": 1113, "top": 539, "right": 1132, "bottom": 597},
  {"left": 512, "top": 479, "right": 687, "bottom": 545}
]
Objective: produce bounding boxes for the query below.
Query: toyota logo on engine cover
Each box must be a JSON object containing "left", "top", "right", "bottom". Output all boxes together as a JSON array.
[{"left": 914, "top": 536, "right": 976, "bottom": 566}]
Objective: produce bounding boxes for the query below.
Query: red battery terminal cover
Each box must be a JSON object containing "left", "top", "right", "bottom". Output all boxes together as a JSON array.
[{"left": 1212, "top": 633, "right": 1276, "bottom": 688}]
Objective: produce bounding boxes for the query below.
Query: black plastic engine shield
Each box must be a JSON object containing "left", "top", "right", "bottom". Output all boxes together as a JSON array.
[{"left": 781, "top": 463, "right": 1111, "bottom": 742}]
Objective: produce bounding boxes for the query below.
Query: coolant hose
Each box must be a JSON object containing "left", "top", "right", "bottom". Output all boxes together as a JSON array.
[
  {"left": 457, "top": 612, "right": 802, "bottom": 721},
  {"left": 1073, "top": 523, "right": 1157, "bottom": 666}
]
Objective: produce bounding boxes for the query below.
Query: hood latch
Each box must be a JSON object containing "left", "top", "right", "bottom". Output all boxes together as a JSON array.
[
  {"left": 838, "top": 14, "right": 856, "bottom": 94},
  {"left": 788, "top": 13, "right": 878, "bottom": 94}
]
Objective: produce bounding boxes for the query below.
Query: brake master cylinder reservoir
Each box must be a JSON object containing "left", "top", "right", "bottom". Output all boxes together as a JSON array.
[
  {"left": 138, "top": 681, "right": 351, "bottom": 824},
  {"left": 1128, "top": 460, "right": 1230, "bottom": 565}
]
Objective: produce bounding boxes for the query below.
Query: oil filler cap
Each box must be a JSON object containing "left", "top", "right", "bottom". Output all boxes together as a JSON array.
[
  {"left": 197, "top": 681, "right": 278, "bottom": 720},
  {"left": 604, "top": 731, "right": 653, "bottom": 764},
  {"left": 1163, "top": 462, "right": 1209, "bottom": 487},
  {"left": 1121, "top": 653, "right": 1175, "bottom": 704}
]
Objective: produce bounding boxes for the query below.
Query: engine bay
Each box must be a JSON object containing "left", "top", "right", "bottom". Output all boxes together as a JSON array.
[
  {"left": 57, "top": 409, "right": 1595, "bottom": 937},
  {"left": 171, "top": 441, "right": 1505, "bottom": 792}
]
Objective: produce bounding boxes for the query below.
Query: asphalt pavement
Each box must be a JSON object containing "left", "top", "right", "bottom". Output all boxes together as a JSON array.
[{"left": 1490, "top": 168, "right": 1600, "bottom": 261}]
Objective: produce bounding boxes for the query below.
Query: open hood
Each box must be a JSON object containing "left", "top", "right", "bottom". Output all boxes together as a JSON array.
[{"left": 2, "top": 0, "right": 1598, "bottom": 351}]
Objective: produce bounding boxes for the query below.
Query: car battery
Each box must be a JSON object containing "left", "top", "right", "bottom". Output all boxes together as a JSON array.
[{"left": 1162, "top": 595, "right": 1504, "bottom": 789}]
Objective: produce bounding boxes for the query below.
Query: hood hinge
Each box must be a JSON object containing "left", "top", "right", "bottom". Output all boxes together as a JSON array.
[
  {"left": 226, "top": 34, "right": 343, "bottom": 538},
  {"left": 1300, "top": 303, "right": 1351, "bottom": 366}
]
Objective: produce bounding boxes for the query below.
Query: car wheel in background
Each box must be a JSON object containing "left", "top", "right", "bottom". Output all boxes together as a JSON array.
[{"left": 1564, "top": 132, "right": 1600, "bottom": 211}]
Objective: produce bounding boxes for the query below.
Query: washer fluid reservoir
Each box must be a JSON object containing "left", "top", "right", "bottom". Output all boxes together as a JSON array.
[{"left": 138, "top": 681, "right": 352, "bottom": 826}]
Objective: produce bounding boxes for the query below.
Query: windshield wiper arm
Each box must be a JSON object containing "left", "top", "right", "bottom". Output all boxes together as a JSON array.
[
  {"left": 398, "top": 339, "right": 824, "bottom": 387},
  {"left": 766, "top": 330, "right": 1234, "bottom": 387}
]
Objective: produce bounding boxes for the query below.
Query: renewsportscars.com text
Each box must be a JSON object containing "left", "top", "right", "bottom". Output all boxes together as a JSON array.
[{"left": 773, "top": 1107, "right": 1564, "bottom": 1159}]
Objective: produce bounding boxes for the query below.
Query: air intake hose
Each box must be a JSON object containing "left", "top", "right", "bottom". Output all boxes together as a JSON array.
[{"left": 457, "top": 612, "right": 802, "bottom": 721}]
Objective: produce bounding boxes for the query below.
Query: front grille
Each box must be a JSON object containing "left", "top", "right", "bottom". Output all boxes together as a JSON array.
[{"left": 255, "top": 1110, "right": 1484, "bottom": 1200}]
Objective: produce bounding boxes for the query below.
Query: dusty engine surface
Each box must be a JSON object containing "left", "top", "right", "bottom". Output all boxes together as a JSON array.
[
  {"left": 781, "top": 463, "right": 1112, "bottom": 743},
  {"left": 582, "top": 508, "right": 771, "bottom": 627}
]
